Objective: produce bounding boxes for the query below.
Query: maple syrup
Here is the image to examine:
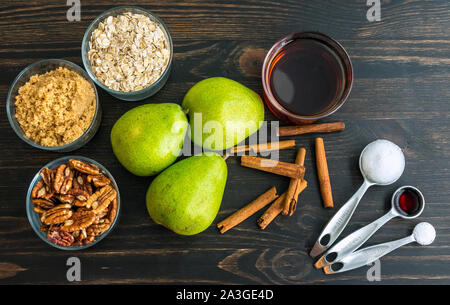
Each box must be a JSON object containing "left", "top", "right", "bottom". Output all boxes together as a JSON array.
[
  {"left": 269, "top": 38, "right": 345, "bottom": 116},
  {"left": 262, "top": 32, "right": 353, "bottom": 124}
]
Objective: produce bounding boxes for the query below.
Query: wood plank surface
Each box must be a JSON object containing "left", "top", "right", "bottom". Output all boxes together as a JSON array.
[{"left": 0, "top": 0, "right": 449, "bottom": 284}]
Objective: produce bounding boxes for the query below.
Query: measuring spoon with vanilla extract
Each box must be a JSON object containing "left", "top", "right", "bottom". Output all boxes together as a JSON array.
[{"left": 314, "top": 186, "right": 425, "bottom": 269}]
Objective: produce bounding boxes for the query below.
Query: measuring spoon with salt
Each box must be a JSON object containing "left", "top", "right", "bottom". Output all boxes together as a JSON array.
[
  {"left": 314, "top": 186, "right": 424, "bottom": 269},
  {"left": 310, "top": 139, "right": 405, "bottom": 258},
  {"left": 323, "top": 222, "right": 436, "bottom": 274}
]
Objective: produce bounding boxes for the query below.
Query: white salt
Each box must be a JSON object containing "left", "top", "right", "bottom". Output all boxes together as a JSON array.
[
  {"left": 413, "top": 222, "right": 436, "bottom": 245},
  {"left": 361, "top": 139, "right": 405, "bottom": 184}
]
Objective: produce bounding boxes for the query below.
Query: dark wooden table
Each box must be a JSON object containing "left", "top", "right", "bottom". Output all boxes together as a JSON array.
[{"left": 0, "top": 0, "right": 449, "bottom": 285}]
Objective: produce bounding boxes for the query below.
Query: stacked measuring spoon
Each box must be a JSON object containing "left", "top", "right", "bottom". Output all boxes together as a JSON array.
[{"left": 310, "top": 140, "right": 436, "bottom": 274}]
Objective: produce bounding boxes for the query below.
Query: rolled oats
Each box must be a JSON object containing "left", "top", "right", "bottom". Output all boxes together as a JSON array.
[{"left": 88, "top": 12, "right": 170, "bottom": 92}]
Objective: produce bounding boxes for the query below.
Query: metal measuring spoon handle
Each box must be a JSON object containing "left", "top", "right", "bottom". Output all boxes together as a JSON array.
[
  {"left": 315, "top": 209, "right": 397, "bottom": 268},
  {"left": 310, "top": 180, "right": 373, "bottom": 257},
  {"left": 323, "top": 235, "right": 415, "bottom": 274}
]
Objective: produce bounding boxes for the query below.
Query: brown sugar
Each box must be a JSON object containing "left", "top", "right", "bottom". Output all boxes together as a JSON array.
[{"left": 15, "top": 67, "right": 96, "bottom": 147}]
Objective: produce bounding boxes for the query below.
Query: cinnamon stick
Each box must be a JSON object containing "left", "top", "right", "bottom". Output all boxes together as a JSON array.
[
  {"left": 230, "top": 140, "right": 296, "bottom": 154},
  {"left": 315, "top": 138, "right": 333, "bottom": 208},
  {"left": 258, "top": 180, "right": 308, "bottom": 229},
  {"left": 288, "top": 179, "right": 308, "bottom": 216},
  {"left": 257, "top": 193, "right": 286, "bottom": 230},
  {"left": 277, "top": 122, "right": 345, "bottom": 137},
  {"left": 217, "top": 186, "right": 279, "bottom": 234},
  {"left": 241, "top": 156, "right": 305, "bottom": 179},
  {"left": 282, "top": 148, "right": 306, "bottom": 215}
]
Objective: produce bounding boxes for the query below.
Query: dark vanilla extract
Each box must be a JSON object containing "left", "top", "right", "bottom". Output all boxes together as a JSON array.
[
  {"left": 268, "top": 38, "right": 346, "bottom": 116},
  {"left": 396, "top": 189, "right": 421, "bottom": 216}
]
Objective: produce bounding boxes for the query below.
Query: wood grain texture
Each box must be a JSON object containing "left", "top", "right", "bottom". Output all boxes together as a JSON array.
[{"left": 0, "top": 0, "right": 449, "bottom": 284}]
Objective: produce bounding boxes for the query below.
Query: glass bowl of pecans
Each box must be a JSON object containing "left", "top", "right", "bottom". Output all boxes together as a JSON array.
[
  {"left": 81, "top": 6, "right": 173, "bottom": 101},
  {"left": 26, "top": 156, "right": 120, "bottom": 250}
]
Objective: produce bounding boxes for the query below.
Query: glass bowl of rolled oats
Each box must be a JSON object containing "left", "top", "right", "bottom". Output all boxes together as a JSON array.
[
  {"left": 81, "top": 6, "right": 173, "bottom": 101},
  {"left": 6, "top": 59, "right": 101, "bottom": 152},
  {"left": 26, "top": 156, "right": 121, "bottom": 250}
]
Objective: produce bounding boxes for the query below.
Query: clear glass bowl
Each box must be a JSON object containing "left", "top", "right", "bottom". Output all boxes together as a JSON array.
[
  {"left": 81, "top": 6, "right": 173, "bottom": 101},
  {"left": 26, "top": 156, "right": 121, "bottom": 250},
  {"left": 6, "top": 59, "right": 102, "bottom": 152},
  {"left": 262, "top": 31, "right": 353, "bottom": 125}
]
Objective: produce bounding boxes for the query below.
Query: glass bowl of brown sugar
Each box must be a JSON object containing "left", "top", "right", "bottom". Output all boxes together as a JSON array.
[{"left": 6, "top": 59, "right": 101, "bottom": 152}]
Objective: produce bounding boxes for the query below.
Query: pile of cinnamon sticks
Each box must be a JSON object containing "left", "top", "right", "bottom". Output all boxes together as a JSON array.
[{"left": 217, "top": 122, "right": 344, "bottom": 233}]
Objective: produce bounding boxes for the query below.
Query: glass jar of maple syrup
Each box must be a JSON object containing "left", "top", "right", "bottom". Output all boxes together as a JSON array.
[{"left": 262, "top": 31, "right": 353, "bottom": 124}]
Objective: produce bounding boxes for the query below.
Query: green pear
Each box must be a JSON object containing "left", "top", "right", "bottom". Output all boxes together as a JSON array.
[
  {"left": 111, "top": 103, "right": 188, "bottom": 176},
  {"left": 146, "top": 153, "right": 227, "bottom": 235},
  {"left": 182, "top": 77, "right": 265, "bottom": 151}
]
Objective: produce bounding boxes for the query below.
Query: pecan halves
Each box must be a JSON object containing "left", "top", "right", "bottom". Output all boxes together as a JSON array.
[
  {"left": 87, "top": 220, "right": 111, "bottom": 237},
  {"left": 31, "top": 159, "right": 118, "bottom": 247},
  {"left": 73, "top": 229, "right": 88, "bottom": 246},
  {"left": 85, "top": 182, "right": 93, "bottom": 196},
  {"left": 41, "top": 204, "right": 73, "bottom": 225},
  {"left": 83, "top": 229, "right": 96, "bottom": 245},
  {"left": 73, "top": 173, "right": 84, "bottom": 189},
  {"left": 47, "top": 226, "right": 75, "bottom": 247},
  {"left": 52, "top": 165, "right": 65, "bottom": 193},
  {"left": 94, "top": 189, "right": 116, "bottom": 214},
  {"left": 93, "top": 210, "right": 108, "bottom": 224},
  {"left": 73, "top": 199, "right": 89, "bottom": 207},
  {"left": 68, "top": 188, "right": 90, "bottom": 202},
  {"left": 32, "top": 198, "right": 55, "bottom": 209},
  {"left": 70, "top": 174, "right": 90, "bottom": 197},
  {"left": 39, "top": 168, "right": 54, "bottom": 189},
  {"left": 31, "top": 180, "right": 46, "bottom": 198},
  {"left": 107, "top": 198, "right": 118, "bottom": 224},
  {"left": 69, "top": 159, "right": 100, "bottom": 175},
  {"left": 75, "top": 173, "right": 94, "bottom": 196},
  {"left": 61, "top": 167, "right": 74, "bottom": 195},
  {"left": 60, "top": 210, "right": 96, "bottom": 232},
  {"left": 40, "top": 224, "right": 49, "bottom": 232},
  {"left": 85, "top": 185, "right": 116, "bottom": 213},
  {"left": 67, "top": 174, "right": 91, "bottom": 204},
  {"left": 53, "top": 165, "right": 74, "bottom": 194},
  {"left": 55, "top": 194, "right": 75, "bottom": 204},
  {"left": 87, "top": 174, "right": 111, "bottom": 188},
  {"left": 33, "top": 206, "right": 47, "bottom": 215},
  {"left": 31, "top": 180, "right": 54, "bottom": 200}
]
